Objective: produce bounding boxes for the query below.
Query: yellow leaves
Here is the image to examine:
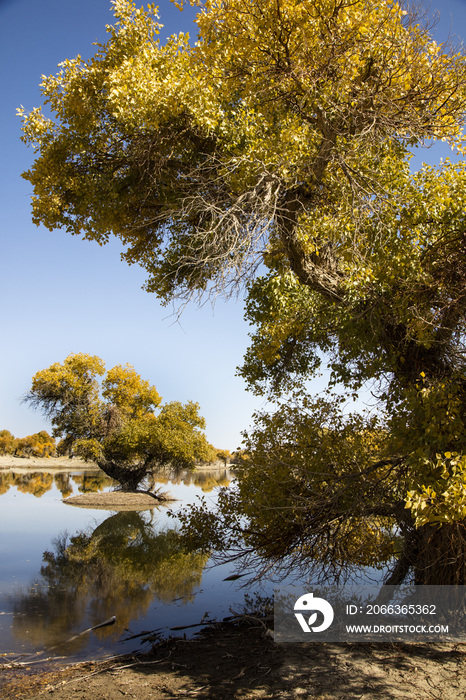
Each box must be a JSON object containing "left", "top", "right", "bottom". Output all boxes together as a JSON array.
[
  {"left": 105, "top": 29, "right": 224, "bottom": 135},
  {"left": 74, "top": 437, "right": 103, "bottom": 462},
  {"left": 31, "top": 353, "right": 105, "bottom": 395},
  {"left": 191, "top": 0, "right": 466, "bottom": 140},
  {"left": 405, "top": 451, "right": 466, "bottom": 527},
  {"left": 18, "top": 106, "right": 55, "bottom": 149},
  {"left": 110, "top": 0, "right": 160, "bottom": 32},
  {"left": 18, "top": 0, "right": 466, "bottom": 326},
  {"left": 27, "top": 354, "right": 217, "bottom": 488},
  {"left": 102, "top": 363, "right": 161, "bottom": 418}
]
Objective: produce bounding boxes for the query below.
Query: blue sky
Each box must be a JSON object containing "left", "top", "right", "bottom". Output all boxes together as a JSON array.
[{"left": 1, "top": 0, "right": 466, "bottom": 451}]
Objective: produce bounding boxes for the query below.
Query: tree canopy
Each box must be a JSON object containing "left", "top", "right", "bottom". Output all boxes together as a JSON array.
[
  {"left": 25, "top": 353, "right": 216, "bottom": 488},
  {"left": 20, "top": 0, "right": 466, "bottom": 583}
]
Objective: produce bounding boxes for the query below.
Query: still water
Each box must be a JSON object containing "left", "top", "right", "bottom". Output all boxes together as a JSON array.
[{"left": 0, "top": 466, "right": 263, "bottom": 664}]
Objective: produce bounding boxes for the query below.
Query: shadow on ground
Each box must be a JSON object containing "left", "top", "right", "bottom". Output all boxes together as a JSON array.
[{"left": 2, "top": 619, "right": 466, "bottom": 699}]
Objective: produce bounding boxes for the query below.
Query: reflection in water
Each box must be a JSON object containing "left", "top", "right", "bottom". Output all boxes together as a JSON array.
[
  {"left": 15, "top": 472, "right": 54, "bottom": 498},
  {"left": 53, "top": 472, "right": 74, "bottom": 498},
  {"left": 0, "top": 470, "right": 115, "bottom": 497},
  {"left": 191, "top": 471, "right": 231, "bottom": 492},
  {"left": 71, "top": 472, "right": 116, "bottom": 494},
  {"left": 11, "top": 511, "right": 209, "bottom": 653},
  {"left": 147, "top": 468, "right": 232, "bottom": 492},
  {"left": 0, "top": 467, "right": 232, "bottom": 498},
  {"left": 0, "top": 471, "right": 14, "bottom": 495}
]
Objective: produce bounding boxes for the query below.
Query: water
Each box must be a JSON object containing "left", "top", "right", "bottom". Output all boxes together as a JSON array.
[{"left": 0, "top": 466, "right": 263, "bottom": 664}]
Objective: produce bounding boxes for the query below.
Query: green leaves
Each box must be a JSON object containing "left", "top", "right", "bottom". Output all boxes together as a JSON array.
[
  {"left": 25, "top": 354, "right": 216, "bottom": 488},
  {"left": 179, "top": 393, "right": 400, "bottom": 577},
  {"left": 19, "top": 0, "right": 466, "bottom": 580}
]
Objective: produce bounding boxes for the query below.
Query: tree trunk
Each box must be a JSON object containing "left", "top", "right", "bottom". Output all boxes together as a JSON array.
[
  {"left": 97, "top": 459, "right": 148, "bottom": 491},
  {"left": 413, "top": 523, "right": 466, "bottom": 585}
]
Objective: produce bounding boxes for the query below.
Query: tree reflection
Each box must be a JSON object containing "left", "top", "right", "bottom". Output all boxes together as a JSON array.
[
  {"left": 11, "top": 511, "right": 209, "bottom": 653},
  {"left": 0, "top": 470, "right": 114, "bottom": 497},
  {"left": 53, "top": 472, "right": 73, "bottom": 498},
  {"left": 191, "top": 470, "right": 231, "bottom": 492},
  {"left": 15, "top": 472, "right": 54, "bottom": 497},
  {"left": 146, "top": 467, "right": 232, "bottom": 492},
  {"left": 0, "top": 471, "right": 14, "bottom": 495},
  {"left": 69, "top": 471, "right": 115, "bottom": 493},
  {"left": 0, "top": 466, "right": 230, "bottom": 496}
]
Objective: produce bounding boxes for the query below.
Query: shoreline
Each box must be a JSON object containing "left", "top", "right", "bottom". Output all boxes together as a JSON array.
[
  {"left": 0, "top": 455, "right": 97, "bottom": 471},
  {"left": 2, "top": 616, "right": 466, "bottom": 700},
  {"left": 0, "top": 455, "right": 233, "bottom": 472}
]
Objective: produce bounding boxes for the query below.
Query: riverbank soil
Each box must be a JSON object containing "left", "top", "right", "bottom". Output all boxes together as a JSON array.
[
  {"left": 2, "top": 619, "right": 466, "bottom": 699},
  {"left": 0, "top": 456, "right": 98, "bottom": 471},
  {"left": 62, "top": 490, "right": 174, "bottom": 510}
]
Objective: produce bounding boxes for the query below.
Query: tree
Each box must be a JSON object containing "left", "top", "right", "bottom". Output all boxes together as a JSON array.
[
  {"left": 19, "top": 0, "right": 466, "bottom": 583},
  {"left": 0, "top": 430, "right": 17, "bottom": 455},
  {"left": 216, "top": 449, "right": 232, "bottom": 466},
  {"left": 0, "top": 429, "right": 56, "bottom": 458},
  {"left": 25, "top": 353, "right": 216, "bottom": 489},
  {"left": 14, "top": 431, "right": 56, "bottom": 458},
  {"left": 179, "top": 395, "right": 404, "bottom": 581}
]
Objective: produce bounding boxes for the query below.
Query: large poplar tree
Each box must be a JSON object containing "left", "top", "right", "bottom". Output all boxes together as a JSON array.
[{"left": 20, "top": 0, "right": 466, "bottom": 583}]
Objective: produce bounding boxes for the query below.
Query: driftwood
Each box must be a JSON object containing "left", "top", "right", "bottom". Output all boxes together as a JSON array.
[{"left": 3, "top": 617, "right": 117, "bottom": 668}]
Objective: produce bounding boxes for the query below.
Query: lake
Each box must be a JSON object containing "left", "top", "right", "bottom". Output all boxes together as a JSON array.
[{"left": 0, "top": 465, "right": 268, "bottom": 665}]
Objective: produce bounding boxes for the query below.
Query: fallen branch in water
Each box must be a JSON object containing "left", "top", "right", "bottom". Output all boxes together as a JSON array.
[
  {"left": 8, "top": 616, "right": 117, "bottom": 665},
  {"left": 121, "top": 627, "right": 164, "bottom": 642},
  {"left": 169, "top": 621, "right": 213, "bottom": 631}
]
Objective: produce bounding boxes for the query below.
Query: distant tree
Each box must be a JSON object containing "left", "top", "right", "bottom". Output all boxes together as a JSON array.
[
  {"left": 230, "top": 449, "right": 250, "bottom": 468},
  {"left": 0, "top": 429, "right": 55, "bottom": 457},
  {"left": 14, "top": 431, "right": 55, "bottom": 458},
  {"left": 25, "top": 353, "right": 216, "bottom": 489},
  {"left": 34, "top": 431, "right": 56, "bottom": 457},
  {"left": 0, "top": 430, "right": 17, "bottom": 455},
  {"left": 56, "top": 438, "right": 72, "bottom": 457},
  {"left": 216, "top": 449, "right": 232, "bottom": 466}
]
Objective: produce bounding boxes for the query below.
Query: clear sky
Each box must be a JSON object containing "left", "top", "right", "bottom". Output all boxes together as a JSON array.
[{"left": 1, "top": 0, "right": 466, "bottom": 452}]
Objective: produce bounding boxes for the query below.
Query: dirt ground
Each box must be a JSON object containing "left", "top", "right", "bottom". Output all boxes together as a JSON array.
[
  {"left": 62, "top": 490, "right": 175, "bottom": 510},
  {"left": 2, "top": 618, "right": 466, "bottom": 700}
]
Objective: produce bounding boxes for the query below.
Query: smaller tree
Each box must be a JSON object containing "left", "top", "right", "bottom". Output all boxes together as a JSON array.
[
  {"left": 14, "top": 431, "right": 56, "bottom": 458},
  {"left": 25, "top": 354, "right": 216, "bottom": 489},
  {"left": 0, "top": 430, "right": 17, "bottom": 455},
  {"left": 216, "top": 449, "right": 232, "bottom": 466}
]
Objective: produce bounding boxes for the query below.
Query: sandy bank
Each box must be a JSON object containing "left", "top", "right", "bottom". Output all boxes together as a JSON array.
[
  {"left": 63, "top": 490, "right": 174, "bottom": 511},
  {"left": 0, "top": 455, "right": 233, "bottom": 472},
  {"left": 0, "top": 455, "right": 98, "bottom": 471}
]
